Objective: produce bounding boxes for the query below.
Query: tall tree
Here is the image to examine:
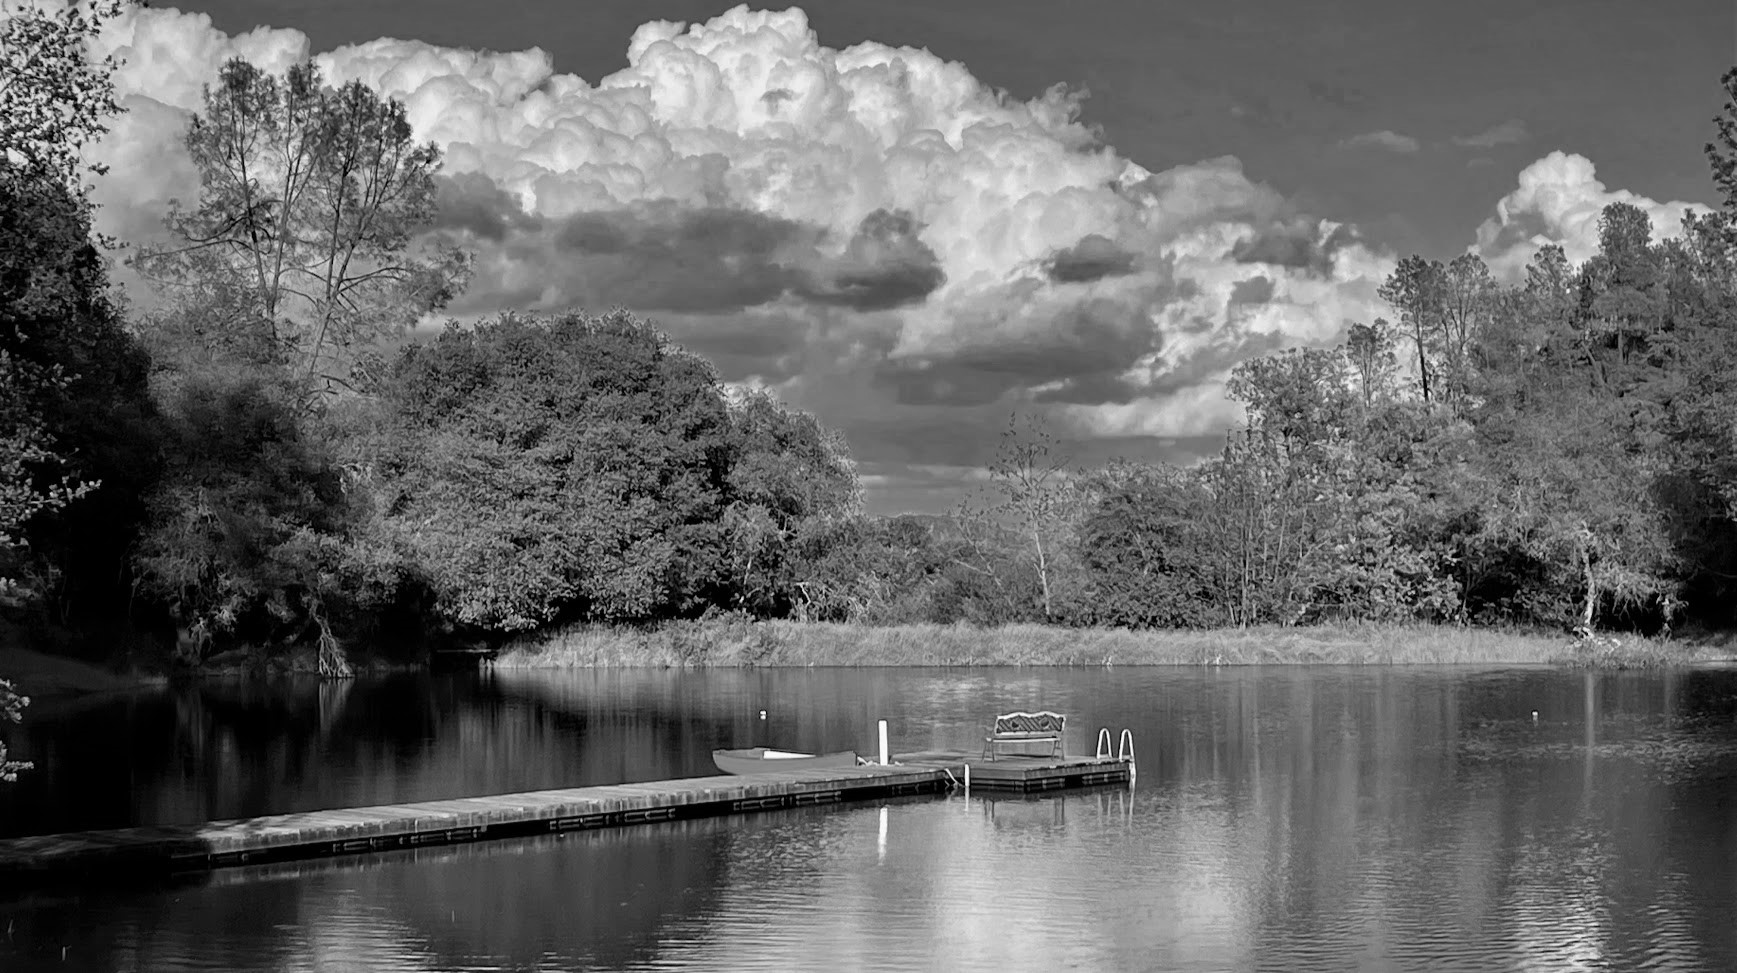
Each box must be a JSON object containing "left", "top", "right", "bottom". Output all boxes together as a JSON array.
[
  {"left": 1704, "top": 66, "right": 1737, "bottom": 228},
  {"left": 1578, "top": 203, "right": 1666, "bottom": 378},
  {"left": 960, "top": 413, "right": 1080, "bottom": 619},
  {"left": 1475, "top": 388, "right": 1678, "bottom": 632},
  {"left": 1653, "top": 213, "right": 1737, "bottom": 626},
  {"left": 1439, "top": 253, "right": 1496, "bottom": 406},
  {"left": 133, "top": 58, "right": 469, "bottom": 403},
  {"left": 1524, "top": 244, "right": 1578, "bottom": 337},
  {"left": 360, "top": 310, "right": 737, "bottom": 633},
  {"left": 1226, "top": 346, "right": 1358, "bottom": 446},
  {"left": 130, "top": 372, "right": 387, "bottom": 674},
  {"left": 1075, "top": 460, "right": 1217, "bottom": 628},
  {"left": 1344, "top": 318, "right": 1398, "bottom": 408},
  {"left": 1378, "top": 255, "right": 1448, "bottom": 403},
  {"left": 1145, "top": 349, "right": 1363, "bottom": 628},
  {"left": 717, "top": 387, "right": 859, "bottom": 615}
]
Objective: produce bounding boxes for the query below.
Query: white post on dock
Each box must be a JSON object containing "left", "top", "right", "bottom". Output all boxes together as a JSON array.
[
  {"left": 878, "top": 719, "right": 889, "bottom": 766},
  {"left": 963, "top": 762, "right": 970, "bottom": 795}
]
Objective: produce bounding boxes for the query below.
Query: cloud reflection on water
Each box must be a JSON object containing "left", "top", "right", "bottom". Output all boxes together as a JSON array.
[{"left": 3, "top": 666, "right": 1735, "bottom": 971}]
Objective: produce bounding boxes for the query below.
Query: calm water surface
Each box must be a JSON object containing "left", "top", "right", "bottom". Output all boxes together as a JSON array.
[{"left": 2, "top": 665, "right": 1736, "bottom": 972}]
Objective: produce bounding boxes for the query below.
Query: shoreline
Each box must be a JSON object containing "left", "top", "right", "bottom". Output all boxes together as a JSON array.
[
  {"left": 488, "top": 620, "right": 1737, "bottom": 670},
  {"left": 5, "top": 623, "right": 1735, "bottom": 700}
]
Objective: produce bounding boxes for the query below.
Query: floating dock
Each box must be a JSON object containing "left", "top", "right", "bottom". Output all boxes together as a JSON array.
[
  {"left": 901, "top": 750, "right": 1132, "bottom": 790},
  {"left": 0, "top": 752, "right": 1130, "bottom": 880}
]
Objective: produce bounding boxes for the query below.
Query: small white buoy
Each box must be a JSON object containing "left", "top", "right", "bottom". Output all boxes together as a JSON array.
[
  {"left": 759, "top": 710, "right": 767, "bottom": 719},
  {"left": 1531, "top": 710, "right": 1539, "bottom": 722}
]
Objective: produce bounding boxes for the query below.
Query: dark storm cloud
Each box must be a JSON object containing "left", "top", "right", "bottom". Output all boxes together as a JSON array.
[
  {"left": 658, "top": 310, "right": 815, "bottom": 383},
  {"left": 554, "top": 203, "right": 808, "bottom": 313},
  {"left": 873, "top": 366, "right": 1016, "bottom": 408},
  {"left": 531, "top": 204, "right": 946, "bottom": 315},
  {"left": 1044, "top": 234, "right": 1138, "bottom": 283},
  {"left": 1229, "top": 275, "right": 1274, "bottom": 306},
  {"left": 1231, "top": 220, "right": 1359, "bottom": 278},
  {"left": 875, "top": 296, "right": 1161, "bottom": 408},
  {"left": 433, "top": 172, "right": 544, "bottom": 241},
  {"left": 838, "top": 411, "right": 1014, "bottom": 467},
  {"left": 794, "top": 209, "right": 946, "bottom": 311}
]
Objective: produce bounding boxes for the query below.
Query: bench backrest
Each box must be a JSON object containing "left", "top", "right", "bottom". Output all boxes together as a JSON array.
[{"left": 992, "top": 711, "right": 1066, "bottom": 734}]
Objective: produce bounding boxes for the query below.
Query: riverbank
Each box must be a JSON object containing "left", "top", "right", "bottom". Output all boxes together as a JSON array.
[
  {"left": 0, "top": 642, "right": 415, "bottom": 701},
  {"left": 492, "top": 619, "right": 1736, "bottom": 669},
  {"left": 5, "top": 622, "right": 1731, "bottom": 696},
  {"left": 0, "top": 645, "right": 163, "bottom": 699}
]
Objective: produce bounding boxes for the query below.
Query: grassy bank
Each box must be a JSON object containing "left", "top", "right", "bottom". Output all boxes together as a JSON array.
[
  {"left": 5, "top": 622, "right": 1729, "bottom": 695},
  {"left": 492, "top": 619, "right": 1735, "bottom": 669}
]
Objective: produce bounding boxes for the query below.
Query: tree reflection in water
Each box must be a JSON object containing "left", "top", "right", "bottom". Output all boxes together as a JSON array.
[{"left": 0, "top": 665, "right": 1733, "bottom": 971}]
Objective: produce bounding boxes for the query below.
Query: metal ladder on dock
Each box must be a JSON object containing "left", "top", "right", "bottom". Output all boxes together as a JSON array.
[{"left": 1095, "top": 727, "right": 1137, "bottom": 785}]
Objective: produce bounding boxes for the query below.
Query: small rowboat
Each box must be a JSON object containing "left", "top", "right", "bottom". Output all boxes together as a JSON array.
[{"left": 712, "top": 747, "right": 862, "bottom": 776}]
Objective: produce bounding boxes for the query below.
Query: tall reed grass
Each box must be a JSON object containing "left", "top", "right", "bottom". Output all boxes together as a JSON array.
[{"left": 491, "top": 619, "right": 1726, "bottom": 669}]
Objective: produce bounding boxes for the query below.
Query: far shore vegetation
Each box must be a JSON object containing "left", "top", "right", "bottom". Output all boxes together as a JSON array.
[
  {"left": 7, "top": 0, "right": 1737, "bottom": 784},
  {"left": 492, "top": 619, "right": 1737, "bottom": 670}
]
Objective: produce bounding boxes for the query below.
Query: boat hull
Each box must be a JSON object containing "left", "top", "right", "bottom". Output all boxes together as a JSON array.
[{"left": 712, "top": 747, "right": 861, "bottom": 776}]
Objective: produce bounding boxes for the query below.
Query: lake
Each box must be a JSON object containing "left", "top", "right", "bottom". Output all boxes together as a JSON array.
[{"left": 2, "top": 665, "right": 1735, "bottom": 972}]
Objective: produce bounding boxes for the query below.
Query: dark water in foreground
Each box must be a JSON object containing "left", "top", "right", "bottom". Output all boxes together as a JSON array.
[{"left": 2, "top": 665, "right": 1736, "bottom": 972}]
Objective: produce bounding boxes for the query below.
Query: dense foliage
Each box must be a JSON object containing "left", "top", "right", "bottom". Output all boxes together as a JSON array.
[
  {"left": 0, "top": 676, "right": 25, "bottom": 781},
  {"left": 1066, "top": 199, "right": 1737, "bottom": 634},
  {"left": 0, "top": 0, "right": 151, "bottom": 619},
  {"left": 352, "top": 310, "right": 857, "bottom": 633}
]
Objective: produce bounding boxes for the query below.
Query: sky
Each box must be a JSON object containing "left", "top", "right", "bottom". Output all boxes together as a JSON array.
[{"left": 53, "top": 0, "right": 1737, "bottom": 512}]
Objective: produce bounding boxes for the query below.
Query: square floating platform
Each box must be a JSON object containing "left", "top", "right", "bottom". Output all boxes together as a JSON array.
[{"left": 891, "top": 750, "right": 1133, "bottom": 791}]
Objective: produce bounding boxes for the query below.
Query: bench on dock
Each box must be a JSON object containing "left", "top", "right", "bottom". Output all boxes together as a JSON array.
[{"left": 982, "top": 710, "right": 1066, "bottom": 760}]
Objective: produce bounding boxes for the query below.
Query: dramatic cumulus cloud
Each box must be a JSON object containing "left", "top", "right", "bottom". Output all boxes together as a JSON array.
[
  {"left": 1451, "top": 118, "right": 1529, "bottom": 149},
  {"left": 39, "top": 2, "right": 1405, "bottom": 505},
  {"left": 1339, "top": 130, "right": 1420, "bottom": 153},
  {"left": 1472, "top": 150, "right": 1711, "bottom": 281}
]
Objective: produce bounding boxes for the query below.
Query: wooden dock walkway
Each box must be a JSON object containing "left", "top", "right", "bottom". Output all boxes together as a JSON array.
[{"left": 0, "top": 752, "right": 1130, "bottom": 880}]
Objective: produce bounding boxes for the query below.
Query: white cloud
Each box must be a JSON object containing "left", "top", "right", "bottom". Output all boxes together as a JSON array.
[
  {"left": 1472, "top": 150, "right": 1711, "bottom": 281},
  {"left": 1339, "top": 130, "right": 1420, "bottom": 153},
  {"left": 14, "top": 1, "right": 1396, "bottom": 474}
]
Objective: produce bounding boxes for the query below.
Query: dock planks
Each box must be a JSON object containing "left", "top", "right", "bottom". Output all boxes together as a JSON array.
[{"left": 0, "top": 753, "right": 1131, "bottom": 880}]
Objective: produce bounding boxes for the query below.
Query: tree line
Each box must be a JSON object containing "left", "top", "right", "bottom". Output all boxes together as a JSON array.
[{"left": 4, "top": 2, "right": 1737, "bottom": 698}]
